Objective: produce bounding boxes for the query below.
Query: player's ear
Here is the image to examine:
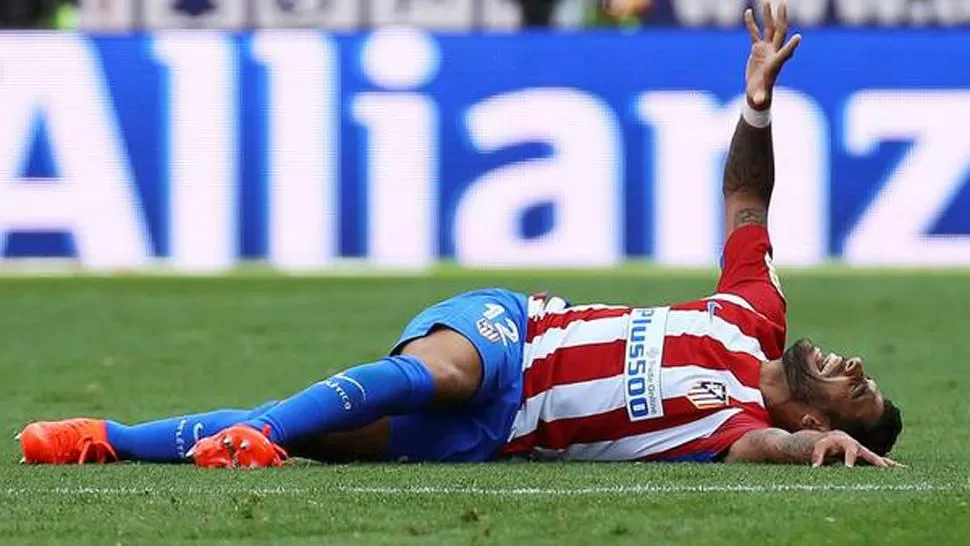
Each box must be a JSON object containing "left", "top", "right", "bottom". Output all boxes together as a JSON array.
[{"left": 799, "top": 412, "right": 830, "bottom": 432}]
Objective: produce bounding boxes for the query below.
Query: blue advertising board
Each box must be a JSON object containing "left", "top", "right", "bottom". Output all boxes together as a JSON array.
[{"left": 0, "top": 28, "right": 968, "bottom": 271}]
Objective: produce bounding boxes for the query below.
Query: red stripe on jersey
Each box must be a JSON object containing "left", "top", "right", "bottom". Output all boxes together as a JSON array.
[
  {"left": 521, "top": 340, "right": 625, "bottom": 399},
  {"left": 730, "top": 400, "right": 770, "bottom": 426},
  {"left": 527, "top": 307, "right": 631, "bottom": 341},
  {"left": 501, "top": 433, "right": 535, "bottom": 456},
  {"left": 528, "top": 398, "right": 767, "bottom": 451},
  {"left": 671, "top": 299, "right": 785, "bottom": 360},
  {"left": 661, "top": 336, "right": 762, "bottom": 389},
  {"left": 643, "top": 411, "right": 769, "bottom": 462}
]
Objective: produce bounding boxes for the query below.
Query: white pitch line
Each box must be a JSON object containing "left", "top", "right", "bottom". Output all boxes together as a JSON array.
[
  {"left": 0, "top": 483, "right": 962, "bottom": 496},
  {"left": 338, "top": 483, "right": 959, "bottom": 495}
]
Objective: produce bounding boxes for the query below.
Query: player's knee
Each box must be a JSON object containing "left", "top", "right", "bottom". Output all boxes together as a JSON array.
[{"left": 400, "top": 329, "right": 483, "bottom": 403}]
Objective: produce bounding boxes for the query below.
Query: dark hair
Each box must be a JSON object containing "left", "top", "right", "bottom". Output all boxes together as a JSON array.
[{"left": 841, "top": 399, "right": 903, "bottom": 457}]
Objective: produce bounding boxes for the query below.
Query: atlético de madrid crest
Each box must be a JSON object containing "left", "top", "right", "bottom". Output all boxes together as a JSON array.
[{"left": 687, "top": 380, "right": 729, "bottom": 409}]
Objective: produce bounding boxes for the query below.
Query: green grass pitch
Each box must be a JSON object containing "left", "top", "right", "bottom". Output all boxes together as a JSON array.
[{"left": 0, "top": 272, "right": 968, "bottom": 544}]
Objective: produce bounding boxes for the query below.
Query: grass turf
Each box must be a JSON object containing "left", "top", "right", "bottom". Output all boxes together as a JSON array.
[{"left": 0, "top": 272, "right": 967, "bottom": 544}]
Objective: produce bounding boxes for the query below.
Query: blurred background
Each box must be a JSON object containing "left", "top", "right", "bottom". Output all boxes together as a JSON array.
[{"left": 0, "top": 0, "right": 968, "bottom": 272}]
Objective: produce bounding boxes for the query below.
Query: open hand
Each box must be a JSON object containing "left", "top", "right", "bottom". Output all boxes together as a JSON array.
[
  {"left": 744, "top": 0, "right": 802, "bottom": 110},
  {"left": 811, "top": 431, "right": 905, "bottom": 468}
]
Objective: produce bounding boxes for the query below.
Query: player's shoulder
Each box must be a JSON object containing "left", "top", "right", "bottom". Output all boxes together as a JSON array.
[
  {"left": 670, "top": 294, "right": 786, "bottom": 358},
  {"left": 671, "top": 293, "right": 767, "bottom": 321}
]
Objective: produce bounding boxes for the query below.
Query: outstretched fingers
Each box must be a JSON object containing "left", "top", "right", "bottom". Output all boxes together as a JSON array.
[
  {"left": 843, "top": 443, "right": 859, "bottom": 467},
  {"left": 884, "top": 457, "right": 908, "bottom": 469},
  {"left": 811, "top": 435, "right": 895, "bottom": 469},
  {"left": 778, "top": 33, "right": 802, "bottom": 61},
  {"left": 744, "top": 8, "right": 760, "bottom": 44},
  {"left": 768, "top": 34, "right": 801, "bottom": 73},
  {"left": 811, "top": 441, "right": 831, "bottom": 467},
  {"left": 773, "top": 1, "right": 789, "bottom": 50},
  {"left": 761, "top": 0, "right": 776, "bottom": 45},
  {"left": 857, "top": 447, "right": 891, "bottom": 468}
]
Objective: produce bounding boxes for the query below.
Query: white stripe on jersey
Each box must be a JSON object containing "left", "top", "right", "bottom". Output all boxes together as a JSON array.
[
  {"left": 704, "top": 293, "right": 755, "bottom": 312},
  {"left": 532, "top": 408, "right": 742, "bottom": 461},
  {"left": 527, "top": 299, "right": 628, "bottom": 320},
  {"left": 545, "top": 304, "right": 629, "bottom": 315},
  {"left": 523, "top": 315, "right": 629, "bottom": 371},
  {"left": 666, "top": 310, "right": 768, "bottom": 361},
  {"left": 662, "top": 366, "right": 764, "bottom": 406},
  {"left": 527, "top": 296, "right": 568, "bottom": 319},
  {"left": 509, "top": 376, "right": 626, "bottom": 440}
]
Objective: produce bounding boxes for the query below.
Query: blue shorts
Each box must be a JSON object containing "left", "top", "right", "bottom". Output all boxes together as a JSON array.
[{"left": 385, "top": 288, "right": 528, "bottom": 462}]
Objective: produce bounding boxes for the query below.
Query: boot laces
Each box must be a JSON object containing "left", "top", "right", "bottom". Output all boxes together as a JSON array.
[
  {"left": 77, "top": 437, "right": 118, "bottom": 464},
  {"left": 50, "top": 422, "right": 118, "bottom": 464}
]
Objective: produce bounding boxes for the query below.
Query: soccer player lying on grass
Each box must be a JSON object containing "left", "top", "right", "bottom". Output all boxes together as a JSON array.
[{"left": 19, "top": 1, "right": 902, "bottom": 470}]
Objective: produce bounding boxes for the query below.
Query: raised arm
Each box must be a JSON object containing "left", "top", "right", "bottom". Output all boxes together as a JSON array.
[
  {"left": 723, "top": 1, "right": 801, "bottom": 238},
  {"left": 724, "top": 428, "right": 902, "bottom": 468}
]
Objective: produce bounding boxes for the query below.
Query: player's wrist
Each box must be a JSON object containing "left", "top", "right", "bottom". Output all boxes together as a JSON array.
[{"left": 742, "top": 101, "right": 772, "bottom": 128}]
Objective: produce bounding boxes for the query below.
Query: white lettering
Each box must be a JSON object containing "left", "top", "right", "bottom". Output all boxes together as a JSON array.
[
  {"left": 457, "top": 88, "right": 622, "bottom": 268},
  {"left": 253, "top": 31, "right": 338, "bottom": 271},
  {"left": 154, "top": 32, "right": 237, "bottom": 272},
  {"left": 354, "top": 28, "right": 439, "bottom": 269},
  {"left": 0, "top": 34, "right": 151, "bottom": 270},
  {"left": 844, "top": 91, "right": 970, "bottom": 265}
]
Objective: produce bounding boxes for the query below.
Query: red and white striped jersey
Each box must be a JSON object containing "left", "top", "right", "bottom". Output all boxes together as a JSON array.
[{"left": 500, "top": 226, "right": 787, "bottom": 462}]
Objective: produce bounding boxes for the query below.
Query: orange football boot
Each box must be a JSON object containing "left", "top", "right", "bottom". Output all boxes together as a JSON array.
[
  {"left": 188, "top": 424, "right": 287, "bottom": 469},
  {"left": 18, "top": 418, "right": 118, "bottom": 464}
]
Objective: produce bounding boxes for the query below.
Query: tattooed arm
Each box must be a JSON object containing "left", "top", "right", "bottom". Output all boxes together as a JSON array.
[
  {"left": 723, "top": 1, "right": 801, "bottom": 237},
  {"left": 723, "top": 119, "right": 774, "bottom": 235},
  {"left": 724, "top": 428, "right": 899, "bottom": 467}
]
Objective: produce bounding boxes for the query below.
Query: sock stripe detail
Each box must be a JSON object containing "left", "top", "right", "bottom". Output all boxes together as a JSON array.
[{"left": 335, "top": 374, "right": 368, "bottom": 401}]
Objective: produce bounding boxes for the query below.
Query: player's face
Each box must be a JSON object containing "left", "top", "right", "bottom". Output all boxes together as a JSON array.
[{"left": 782, "top": 339, "right": 885, "bottom": 429}]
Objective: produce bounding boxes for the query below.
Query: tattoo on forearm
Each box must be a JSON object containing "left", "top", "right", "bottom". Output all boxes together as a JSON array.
[
  {"left": 774, "top": 431, "right": 819, "bottom": 463},
  {"left": 734, "top": 208, "right": 768, "bottom": 228},
  {"left": 723, "top": 117, "right": 775, "bottom": 225},
  {"left": 747, "top": 429, "right": 821, "bottom": 464}
]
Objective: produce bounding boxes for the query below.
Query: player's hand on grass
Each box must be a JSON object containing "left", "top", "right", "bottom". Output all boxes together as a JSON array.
[
  {"left": 744, "top": 0, "right": 801, "bottom": 110},
  {"left": 811, "top": 431, "right": 904, "bottom": 469}
]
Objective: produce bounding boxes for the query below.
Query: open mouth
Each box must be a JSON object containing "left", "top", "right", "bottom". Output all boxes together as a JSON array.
[{"left": 811, "top": 347, "right": 844, "bottom": 377}]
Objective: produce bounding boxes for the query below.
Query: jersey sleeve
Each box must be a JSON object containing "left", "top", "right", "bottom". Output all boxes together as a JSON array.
[
  {"left": 703, "top": 412, "right": 771, "bottom": 461},
  {"left": 645, "top": 411, "right": 770, "bottom": 463},
  {"left": 717, "top": 225, "right": 787, "bottom": 328}
]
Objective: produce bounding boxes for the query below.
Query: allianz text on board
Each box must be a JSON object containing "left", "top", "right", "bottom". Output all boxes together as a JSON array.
[{"left": 0, "top": 29, "right": 968, "bottom": 271}]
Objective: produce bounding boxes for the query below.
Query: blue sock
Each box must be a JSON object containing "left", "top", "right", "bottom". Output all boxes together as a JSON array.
[
  {"left": 245, "top": 355, "right": 437, "bottom": 446},
  {"left": 105, "top": 401, "right": 278, "bottom": 462}
]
